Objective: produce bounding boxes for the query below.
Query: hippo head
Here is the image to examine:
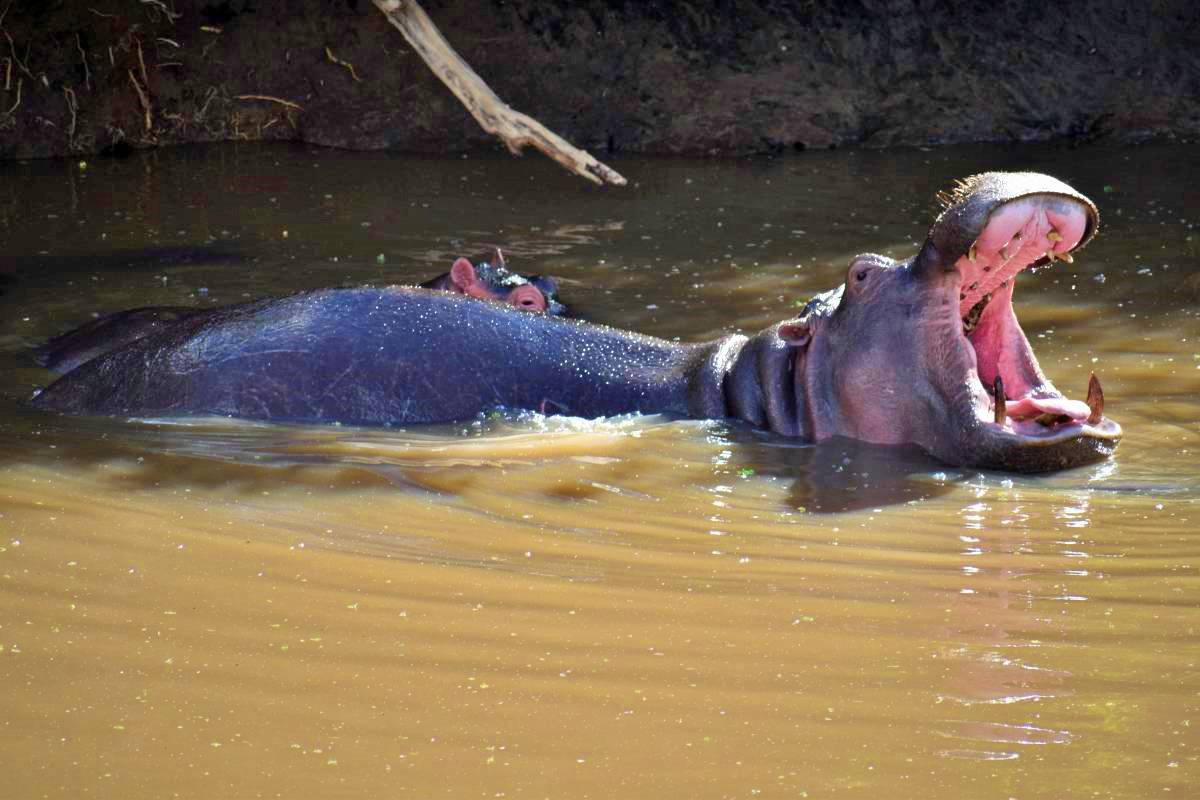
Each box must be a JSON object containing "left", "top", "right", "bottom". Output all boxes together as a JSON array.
[
  {"left": 424, "top": 250, "right": 568, "bottom": 315},
  {"left": 781, "top": 172, "right": 1120, "bottom": 472}
]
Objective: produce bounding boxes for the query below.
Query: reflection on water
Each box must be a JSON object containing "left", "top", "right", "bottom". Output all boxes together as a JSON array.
[{"left": 0, "top": 142, "right": 1197, "bottom": 798}]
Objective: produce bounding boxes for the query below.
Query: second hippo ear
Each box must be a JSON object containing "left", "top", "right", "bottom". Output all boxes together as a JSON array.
[
  {"left": 777, "top": 319, "right": 810, "bottom": 348},
  {"left": 448, "top": 257, "right": 480, "bottom": 293}
]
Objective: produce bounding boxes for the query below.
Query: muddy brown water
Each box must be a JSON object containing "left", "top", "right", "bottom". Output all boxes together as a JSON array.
[{"left": 0, "top": 143, "right": 1197, "bottom": 798}]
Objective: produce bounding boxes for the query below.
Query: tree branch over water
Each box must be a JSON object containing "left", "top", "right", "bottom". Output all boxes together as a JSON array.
[{"left": 371, "top": 0, "right": 626, "bottom": 187}]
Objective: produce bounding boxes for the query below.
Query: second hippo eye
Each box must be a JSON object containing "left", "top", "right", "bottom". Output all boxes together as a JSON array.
[{"left": 855, "top": 269, "right": 869, "bottom": 281}]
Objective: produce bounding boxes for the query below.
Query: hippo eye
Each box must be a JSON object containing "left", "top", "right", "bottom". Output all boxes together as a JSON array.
[{"left": 855, "top": 270, "right": 869, "bottom": 281}]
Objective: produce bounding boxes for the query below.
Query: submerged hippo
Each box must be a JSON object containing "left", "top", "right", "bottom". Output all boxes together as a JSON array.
[
  {"left": 31, "top": 172, "right": 1120, "bottom": 472},
  {"left": 420, "top": 249, "right": 566, "bottom": 316},
  {"left": 35, "top": 252, "right": 566, "bottom": 374}
]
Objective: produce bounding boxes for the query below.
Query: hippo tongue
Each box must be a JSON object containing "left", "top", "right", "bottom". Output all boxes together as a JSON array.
[{"left": 1005, "top": 395, "right": 1090, "bottom": 422}]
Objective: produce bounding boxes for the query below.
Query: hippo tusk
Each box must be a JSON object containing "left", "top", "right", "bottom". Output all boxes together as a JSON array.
[
  {"left": 1087, "top": 373, "right": 1104, "bottom": 424},
  {"left": 993, "top": 375, "right": 1006, "bottom": 425}
]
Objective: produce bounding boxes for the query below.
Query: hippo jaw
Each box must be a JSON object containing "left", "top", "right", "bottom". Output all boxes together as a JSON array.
[
  {"left": 945, "top": 190, "right": 1121, "bottom": 472},
  {"left": 796, "top": 173, "right": 1121, "bottom": 473}
]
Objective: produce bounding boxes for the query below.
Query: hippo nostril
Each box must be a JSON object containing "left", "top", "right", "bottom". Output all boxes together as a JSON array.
[{"left": 507, "top": 284, "right": 547, "bottom": 311}]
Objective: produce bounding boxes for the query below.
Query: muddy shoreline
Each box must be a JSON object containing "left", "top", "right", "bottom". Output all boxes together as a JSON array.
[{"left": 0, "top": 1, "right": 1197, "bottom": 161}]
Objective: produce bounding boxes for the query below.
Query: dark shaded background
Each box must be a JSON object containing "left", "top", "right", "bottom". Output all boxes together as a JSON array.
[{"left": 0, "top": 0, "right": 1196, "bottom": 160}]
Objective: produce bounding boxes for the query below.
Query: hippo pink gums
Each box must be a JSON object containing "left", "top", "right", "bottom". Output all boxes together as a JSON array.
[{"left": 30, "top": 172, "right": 1120, "bottom": 473}]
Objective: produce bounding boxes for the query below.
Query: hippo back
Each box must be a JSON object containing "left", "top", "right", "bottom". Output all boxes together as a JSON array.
[{"left": 31, "top": 288, "right": 693, "bottom": 425}]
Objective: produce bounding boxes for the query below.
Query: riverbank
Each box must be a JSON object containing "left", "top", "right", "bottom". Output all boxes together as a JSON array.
[{"left": 1, "top": 1, "right": 1197, "bottom": 161}]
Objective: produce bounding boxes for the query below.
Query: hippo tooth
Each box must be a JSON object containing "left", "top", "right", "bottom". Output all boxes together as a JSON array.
[
  {"left": 968, "top": 244, "right": 978, "bottom": 262},
  {"left": 962, "top": 292, "right": 991, "bottom": 335},
  {"left": 1046, "top": 250, "right": 1057, "bottom": 263},
  {"left": 1061, "top": 251, "right": 1074, "bottom": 264},
  {"left": 1047, "top": 229, "right": 1063, "bottom": 243},
  {"left": 993, "top": 376, "right": 1006, "bottom": 425},
  {"left": 999, "top": 245, "right": 1009, "bottom": 260},
  {"left": 1087, "top": 372, "right": 1104, "bottom": 424}
]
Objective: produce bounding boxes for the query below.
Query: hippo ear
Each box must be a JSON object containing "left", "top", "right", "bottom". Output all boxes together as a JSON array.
[
  {"left": 448, "top": 257, "right": 480, "bottom": 293},
  {"left": 777, "top": 319, "right": 810, "bottom": 348}
]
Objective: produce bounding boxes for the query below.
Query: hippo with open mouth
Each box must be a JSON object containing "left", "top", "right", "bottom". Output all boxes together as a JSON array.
[{"left": 30, "top": 172, "right": 1119, "bottom": 472}]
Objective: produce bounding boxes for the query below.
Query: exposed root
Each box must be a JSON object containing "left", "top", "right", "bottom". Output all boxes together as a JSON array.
[
  {"left": 136, "top": 40, "right": 149, "bottom": 89},
  {"left": 140, "top": 0, "right": 181, "bottom": 24},
  {"left": 0, "top": 73, "right": 15, "bottom": 130},
  {"left": 105, "top": 123, "right": 127, "bottom": 148},
  {"left": 3, "top": 56, "right": 9, "bottom": 91},
  {"left": 4, "top": 30, "right": 32, "bottom": 80},
  {"left": 196, "top": 86, "right": 217, "bottom": 119},
  {"left": 200, "top": 31, "right": 220, "bottom": 60},
  {"left": 235, "top": 94, "right": 303, "bottom": 111},
  {"left": 76, "top": 33, "right": 90, "bottom": 90},
  {"left": 63, "top": 86, "right": 77, "bottom": 141},
  {"left": 325, "top": 46, "right": 363, "bottom": 82},
  {"left": 128, "top": 69, "right": 152, "bottom": 134},
  {"left": 5, "top": 75, "right": 19, "bottom": 113}
]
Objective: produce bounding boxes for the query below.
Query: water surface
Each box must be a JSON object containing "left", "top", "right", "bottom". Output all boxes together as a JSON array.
[{"left": 1, "top": 142, "right": 1197, "bottom": 798}]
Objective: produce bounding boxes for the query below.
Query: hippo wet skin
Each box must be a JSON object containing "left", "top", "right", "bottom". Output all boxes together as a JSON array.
[
  {"left": 31, "top": 172, "right": 1120, "bottom": 472},
  {"left": 34, "top": 254, "right": 565, "bottom": 375}
]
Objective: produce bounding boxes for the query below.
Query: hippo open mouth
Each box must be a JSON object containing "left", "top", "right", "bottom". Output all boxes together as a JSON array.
[
  {"left": 935, "top": 174, "right": 1121, "bottom": 469},
  {"left": 790, "top": 172, "right": 1122, "bottom": 472}
]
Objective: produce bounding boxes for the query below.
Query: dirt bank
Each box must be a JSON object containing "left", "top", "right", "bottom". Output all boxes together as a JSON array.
[{"left": 1, "top": 0, "right": 1197, "bottom": 161}]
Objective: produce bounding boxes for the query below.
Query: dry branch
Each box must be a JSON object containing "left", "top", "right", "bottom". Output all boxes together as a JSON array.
[{"left": 371, "top": 0, "right": 625, "bottom": 187}]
